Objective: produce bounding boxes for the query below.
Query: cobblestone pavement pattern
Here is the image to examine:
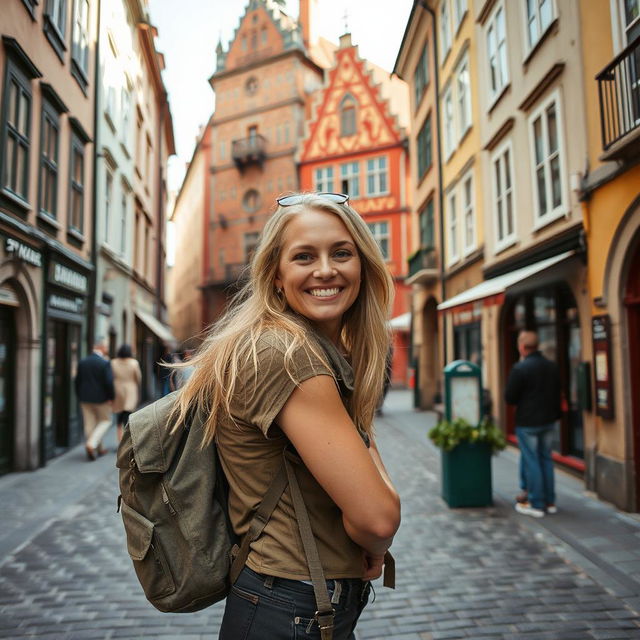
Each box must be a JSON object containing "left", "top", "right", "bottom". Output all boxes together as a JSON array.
[{"left": 0, "top": 391, "right": 639, "bottom": 639}]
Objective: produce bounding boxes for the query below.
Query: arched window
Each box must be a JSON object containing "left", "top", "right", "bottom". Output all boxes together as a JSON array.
[{"left": 340, "top": 94, "right": 357, "bottom": 137}]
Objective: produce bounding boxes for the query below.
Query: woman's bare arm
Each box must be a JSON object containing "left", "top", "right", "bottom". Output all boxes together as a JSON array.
[{"left": 276, "top": 375, "right": 401, "bottom": 557}]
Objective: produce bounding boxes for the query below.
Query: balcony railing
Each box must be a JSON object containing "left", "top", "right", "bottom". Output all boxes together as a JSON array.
[
  {"left": 231, "top": 134, "right": 267, "bottom": 170},
  {"left": 407, "top": 246, "right": 438, "bottom": 284},
  {"left": 597, "top": 36, "right": 640, "bottom": 155},
  {"left": 210, "top": 262, "right": 249, "bottom": 287}
]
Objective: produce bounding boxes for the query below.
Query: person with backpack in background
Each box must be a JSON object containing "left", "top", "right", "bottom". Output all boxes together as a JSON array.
[
  {"left": 111, "top": 344, "right": 141, "bottom": 442},
  {"left": 170, "top": 192, "right": 401, "bottom": 639}
]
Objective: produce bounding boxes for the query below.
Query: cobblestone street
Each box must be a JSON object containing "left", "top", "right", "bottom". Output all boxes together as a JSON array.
[{"left": 1, "top": 391, "right": 640, "bottom": 639}]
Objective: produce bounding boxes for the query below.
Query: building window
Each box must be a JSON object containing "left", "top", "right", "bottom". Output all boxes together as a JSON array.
[
  {"left": 44, "top": 0, "right": 67, "bottom": 59},
  {"left": 242, "top": 188, "right": 260, "bottom": 213},
  {"left": 454, "top": 321, "right": 482, "bottom": 367},
  {"left": 486, "top": 3, "right": 508, "bottom": 101},
  {"left": 366, "top": 156, "right": 388, "bottom": 196},
  {"left": 2, "top": 63, "right": 32, "bottom": 203},
  {"left": 419, "top": 199, "right": 435, "bottom": 248},
  {"left": 244, "top": 231, "right": 260, "bottom": 262},
  {"left": 71, "top": 0, "right": 90, "bottom": 87},
  {"left": 461, "top": 170, "right": 475, "bottom": 255},
  {"left": 261, "top": 27, "right": 268, "bottom": 45},
  {"left": 121, "top": 86, "right": 130, "bottom": 145},
  {"left": 526, "top": 0, "right": 554, "bottom": 50},
  {"left": 367, "top": 221, "right": 389, "bottom": 259},
  {"left": 69, "top": 133, "right": 85, "bottom": 233},
  {"left": 39, "top": 102, "right": 60, "bottom": 218},
  {"left": 417, "top": 115, "right": 432, "bottom": 179},
  {"left": 443, "top": 84, "right": 454, "bottom": 159},
  {"left": 414, "top": 45, "right": 429, "bottom": 109},
  {"left": 454, "top": 0, "right": 467, "bottom": 29},
  {"left": 623, "top": 0, "right": 640, "bottom": 42},
  {"left": 120, "top": 190, "right": 127, "bottom": 255},
  {"left": 492, "top": 140, "right": 515, "bottom": 250},
  {"left": 104, "top": 169, "right": 113, "bottom": 243},
  {"left": 529, "top": 91, "right": 566, "bottom": 224},
  {"left": 340, "top": 161, "right": 359, "bottom": 197},
  {"left": 456, "top": 54, "right": 471, "bottom": 138},
  {"left": 314, "top": 166, "right": 334, "bottom": 192},
  {"left": 440, "top": 0, "right": 452, "bottom": 59},
  {"left": 340, "top": 95, "right": 357, "bottom": 136},
  {"left": 447, "top": 190, "right": 458, "bottom": 263}
]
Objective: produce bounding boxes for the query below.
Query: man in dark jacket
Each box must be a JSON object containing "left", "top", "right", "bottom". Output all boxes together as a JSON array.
[
  {"left": 505, "top": 330, "right": 561, "bottom": 518},
  {"left": 75, "top": 341, "right": 115, "bottom": 460}
]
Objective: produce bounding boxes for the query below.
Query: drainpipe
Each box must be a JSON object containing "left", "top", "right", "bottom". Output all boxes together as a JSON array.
[
  {"left": 419, "top": 0, "right": 448, "bottom": 364},
  {"left": 156, "top": 95, "right": 166, "bottom": 326},
  {"left": 88, "top": 0, "right": 102, "bottom": 352}
]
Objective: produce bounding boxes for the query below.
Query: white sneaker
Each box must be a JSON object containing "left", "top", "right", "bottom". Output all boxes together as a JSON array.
[
  {"left": 515, "top": 502, "right": 545, "bottom": 518},
  {"left": 546, "top": 504, "right": 558, "bottom": 514}
]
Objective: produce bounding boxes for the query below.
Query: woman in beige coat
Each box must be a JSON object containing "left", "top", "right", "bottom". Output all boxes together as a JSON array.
[{"left": 111, "top": 344, "right": 142, "bottom": 442}]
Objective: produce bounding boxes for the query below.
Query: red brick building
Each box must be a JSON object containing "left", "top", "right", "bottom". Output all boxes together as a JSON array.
[{"left": 299, "top": 34, "right": 412, "bottom": 386}]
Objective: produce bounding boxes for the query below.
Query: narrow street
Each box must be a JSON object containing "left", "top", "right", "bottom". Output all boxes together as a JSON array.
[{"left": 1, "top": 391, "right": 639, "bottom": 639}]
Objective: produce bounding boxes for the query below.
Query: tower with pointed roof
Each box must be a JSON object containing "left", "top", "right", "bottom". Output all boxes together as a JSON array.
[
  {"left": 199, "top": 0, "right": 327, "bottom": 324},
  {"left": 299, "top": 33, "right": 413, "bottom": 386}
]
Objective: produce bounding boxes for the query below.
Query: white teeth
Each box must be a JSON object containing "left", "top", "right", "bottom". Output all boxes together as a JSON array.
[{"left": 309, "top": 288, "right": 340, "bottom": 298}]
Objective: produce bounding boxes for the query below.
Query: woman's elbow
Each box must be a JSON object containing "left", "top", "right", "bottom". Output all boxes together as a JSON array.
[{"left": 368, "top": 498, "right": 401, "bottom": 541}]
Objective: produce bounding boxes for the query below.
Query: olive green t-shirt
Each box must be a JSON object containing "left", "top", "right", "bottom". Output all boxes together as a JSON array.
[{"left": 215, "top": 328, "right": 364, "bottom": 580}]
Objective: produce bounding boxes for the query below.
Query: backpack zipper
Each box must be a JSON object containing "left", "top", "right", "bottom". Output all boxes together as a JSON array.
[{"left": 161, "top": 483, "right": 177, "bottom": 515}]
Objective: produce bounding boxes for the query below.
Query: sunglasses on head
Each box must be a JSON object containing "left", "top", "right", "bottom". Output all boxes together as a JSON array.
[{"left": 276, "top": 192, "right": 350, "bottom": 207}]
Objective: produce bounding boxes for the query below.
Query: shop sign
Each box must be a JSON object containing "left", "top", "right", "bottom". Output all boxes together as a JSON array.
[
  {"left": 50, "top": 262, "right": 88, "bottom": 294},
  {"left": 5, "top": 237, "right": 42, "bottom": 268},
  {"left": 48, "top": 294, "right": 85, "bottom": 315},
  {"left": 592, "top": 314, "right": 614, "bottom": 419}
]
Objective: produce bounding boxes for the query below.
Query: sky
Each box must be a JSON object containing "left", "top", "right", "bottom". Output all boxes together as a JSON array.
[{"left": 148, "top": 0, "right": 415, "bottom": 192}]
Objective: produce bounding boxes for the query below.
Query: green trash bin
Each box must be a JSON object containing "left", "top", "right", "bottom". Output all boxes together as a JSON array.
[{"left": 441, "top": 440, "right": 493, "bottom": 507}]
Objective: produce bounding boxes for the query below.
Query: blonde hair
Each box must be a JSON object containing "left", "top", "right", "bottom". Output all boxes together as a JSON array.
[{"left": 172, "top": 193, "right": 394, "bottom": 444}]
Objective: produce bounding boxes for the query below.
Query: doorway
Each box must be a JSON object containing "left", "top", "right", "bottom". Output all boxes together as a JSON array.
[{"left": 0, "top": 305, "right": 15, "bottom": 474}]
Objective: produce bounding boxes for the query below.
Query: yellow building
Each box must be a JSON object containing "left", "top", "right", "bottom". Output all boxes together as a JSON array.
[{"left": 579, "top": 0, "right": 640, "bottom": 511}]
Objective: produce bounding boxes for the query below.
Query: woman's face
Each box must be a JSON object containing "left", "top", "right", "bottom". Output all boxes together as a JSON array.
[{"left": 275, "top": 208, "right": 362, "bottom": 343}]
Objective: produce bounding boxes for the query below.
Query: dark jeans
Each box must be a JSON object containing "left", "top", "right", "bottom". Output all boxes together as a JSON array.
[
  {"left": 219, "top": 566, "right": 371, "bottom": 640},
  {"left": 516, "top": 424, "right": 556, "bottom": 510}
]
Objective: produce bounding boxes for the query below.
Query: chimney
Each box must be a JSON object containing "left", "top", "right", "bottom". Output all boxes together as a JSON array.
[{"left": 299, "top": 0, "right": 317, "bottom": 50}]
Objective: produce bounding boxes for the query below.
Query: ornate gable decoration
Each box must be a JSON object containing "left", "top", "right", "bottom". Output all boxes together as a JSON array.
[
  {"left": 216, "top": 0, "right": 303, "bottom": 73},
  {"left": 302, "top": 45, "right": 403, "bottom": 161}
]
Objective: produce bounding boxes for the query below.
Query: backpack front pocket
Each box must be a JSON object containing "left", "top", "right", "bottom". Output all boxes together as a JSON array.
[{"left": 120, "top": 501, "right": 176, "bottom": 600}]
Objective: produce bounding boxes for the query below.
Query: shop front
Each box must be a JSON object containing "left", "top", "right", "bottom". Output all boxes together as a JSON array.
[
  {"left": 0, "top": 231, "right": 44, "bottom": 473},
  {"left": 42, "top": 255, "right": 91, "bottom": 461}
]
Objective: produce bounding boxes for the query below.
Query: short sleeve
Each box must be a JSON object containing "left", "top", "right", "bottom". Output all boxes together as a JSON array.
[{"left": 232, "top": 335, "right": 333, "bottom": 436}]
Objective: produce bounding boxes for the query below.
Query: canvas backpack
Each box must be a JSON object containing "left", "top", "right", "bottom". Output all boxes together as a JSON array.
[{"left": 117, "top": 389, "right": 395, "bottom": 636}]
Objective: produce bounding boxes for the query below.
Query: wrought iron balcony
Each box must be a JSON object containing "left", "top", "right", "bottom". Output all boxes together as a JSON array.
[
  {"left": 231, "top": 134, "right": 267, "bottom": 170},
  {"left": 406, "top": 246, "right": 438, "bottom": 285},
  {"left": 597, "top": 36, "right": 640, "bottom": 159}
]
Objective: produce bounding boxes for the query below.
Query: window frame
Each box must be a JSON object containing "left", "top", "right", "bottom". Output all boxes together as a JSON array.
[
  {"left": 454, "top": 0, "right": 468, "bottom": 31},
  {"left": 340, "top": 94, "right": 357, "bottom": 137},
  {"left": 524, "top": 0, "right": 556, "bottom": 53},
  {"left": 1, "top": 60, "right": 33, "bottom": 208},
  {"left": 440, "top": 0, "right": 452, "bottom": 62},
  {"left": 527, "top": 88, "right": 568, "bottom": 229},
  {"left": 455, "top": 52, "right": 472, "bottom": 140},
  {"left": 71, "top": 0, "right": 90, "bottom": 91},
  {"left": 486, "top": 1, "right": 509, "bottom": 106},
  {"left": 39, "top": 98, "right": 61, "bottom": 221},
  {"left": 491, "top": 138, "right": 517, "bottom": 253},
  {"left": 413, "top": 45, "right": 429, "bottom": 110},
  {"left": 43, "top": 0, "right": 68, "bottom": 61},
  {"left": 119, "top": 186, "right": 128, "bottom": 257},
  {"left": 366, "top": 156, "right": 389, "bottom": 197},
  {"left": 68, "top": 131, "right": 86, "bottom": 236},
  {"left": 419, "top": 198, "right": 435, "bottom": 249},
  {"left": 367, "top": 220, "right": 390, "bottom": 260},
  {"left": 340, "top": 161, "right": 360, "bottom": 198},
  {"left": 442, "top": 83, "right": 455, "bottom": 160},
  {"left": 446, "top": 188, "right": 459, "bottom": 265},
  {"left": 314, "top": 165, "right": 334, "bottom": 192},
  {"left": 461, "top": 168, "right": 476, "bottom": 257},
  {"left": 417, "top": 113, "right": 433, "bottom": 179}
]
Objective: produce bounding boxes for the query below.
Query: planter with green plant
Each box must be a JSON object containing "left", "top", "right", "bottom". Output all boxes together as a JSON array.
[{"left": 428, "top": 417, "right": 507, "bottom": 508}]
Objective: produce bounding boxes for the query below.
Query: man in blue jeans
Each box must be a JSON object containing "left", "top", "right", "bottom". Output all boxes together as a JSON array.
[{"left": 505, "top": 330, "right": 561, "bottom": 518}]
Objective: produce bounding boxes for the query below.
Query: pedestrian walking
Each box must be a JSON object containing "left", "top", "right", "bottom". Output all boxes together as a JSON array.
[
  {"left": 75, "top": 341, "right": 115, "bottom": 461},
  {"left": 171, "top": 192, "right": 400, "bottom": 639},
  {"left": 111, "top": 344, "right": 142, "bottom": 442},
  {"left": 505, "top": 330, "right": 561, "bottom": 518}
]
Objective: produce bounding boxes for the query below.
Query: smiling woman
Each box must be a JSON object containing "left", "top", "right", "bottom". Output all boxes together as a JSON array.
[{"left": 170, "top": 192, "right": 400, "bottom": 639}]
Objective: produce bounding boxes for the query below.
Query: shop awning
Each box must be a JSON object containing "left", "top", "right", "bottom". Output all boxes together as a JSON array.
[
  {"left": 388, "top": 312, "right": 411, "bottom": 330},
  {"left": 135, "top": 310, "right": 176, "bottom": 345},
  {"left": 437, "top": 251, "right": 575, "bottom": 313}
]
